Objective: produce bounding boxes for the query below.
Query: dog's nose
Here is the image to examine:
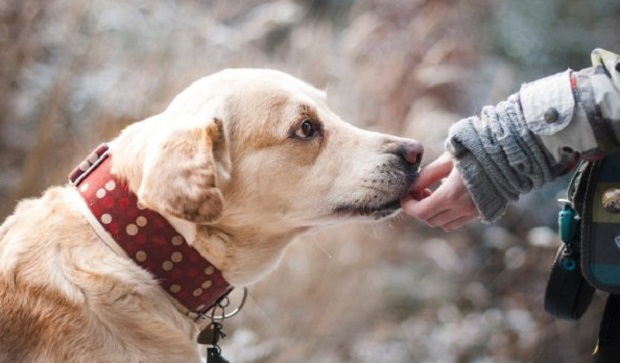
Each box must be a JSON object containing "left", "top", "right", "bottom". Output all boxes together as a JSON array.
[{"left": 399, "top": 140, "right": 424, "bottom": 165}]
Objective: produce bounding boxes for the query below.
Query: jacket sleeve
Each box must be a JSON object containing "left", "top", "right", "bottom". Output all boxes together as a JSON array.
[
  {"left": 445, "top": 49, "right": 620, "bottom": 223},
  {"left": 521, "top": 48, "right": 620, "bottom": 162}
]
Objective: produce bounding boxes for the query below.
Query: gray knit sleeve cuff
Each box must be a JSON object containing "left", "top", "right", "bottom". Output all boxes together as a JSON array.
[
  {"left": 446, "top": 99, "right": 558, "bottom": 223},
  {"left": 447, "top": 119, "right": 509, "bottom": 222}
]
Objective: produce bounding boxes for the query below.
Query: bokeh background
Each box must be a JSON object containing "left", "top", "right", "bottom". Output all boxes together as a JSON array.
[{"left": 2, "top": 1, "right": 620, "bottom": 362}]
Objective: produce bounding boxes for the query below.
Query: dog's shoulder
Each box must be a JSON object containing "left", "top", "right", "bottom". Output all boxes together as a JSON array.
[
  {"left": 0, "top": 186, "right": 203, "bottom": 362},
  {"left": 1, "top": 186, "right": 88, "bottom": 261}
]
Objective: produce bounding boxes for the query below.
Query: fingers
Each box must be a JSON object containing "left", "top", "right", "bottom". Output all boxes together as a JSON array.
[
  {"left": 401, "top": 162, "right": 481, "bottom": 232},
  {"left": 426, "top": 209, "right": 460, "bottom": 227},
  {"left": 403, "top": 198, "right": 477, "bottom": 232},
  {"left": 404, "top": 198, "right": 476, "bottom": 230},
  {"left": 402, "top": 188, "right": 432, "bottom": 203},
  {"left": 426, "top": 206, "right": 478, "bottom": 231},
  {"left": 401, "top": 191, "right": 438, "bottom": 220},
  {"left": 411, "top": 152, "right": 453, "bottom": 191},
  {"left": 441, "top": 215, "right": 478, "bottom": 232},
  {"left": 401, "top": 190, "right": 448, "bottom": 222}
]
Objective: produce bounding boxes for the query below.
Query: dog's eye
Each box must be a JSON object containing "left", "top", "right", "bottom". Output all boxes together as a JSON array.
[{"left": 295, "top": 120, "right": 317, "bottom": 139}]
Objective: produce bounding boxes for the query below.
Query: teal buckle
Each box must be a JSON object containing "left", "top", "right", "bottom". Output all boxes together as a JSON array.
[{"left": 558, "top": 199, "right": 577, "bottom": 244}]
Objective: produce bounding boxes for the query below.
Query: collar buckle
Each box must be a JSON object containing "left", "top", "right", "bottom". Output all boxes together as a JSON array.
[{"left": 68, "top": 144, "right": 110, "bottom": 186}]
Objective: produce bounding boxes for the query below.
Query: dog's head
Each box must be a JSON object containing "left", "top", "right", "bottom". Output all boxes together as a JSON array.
[{"left": 111, "top": 69, "right": 422, "bottom": 284}]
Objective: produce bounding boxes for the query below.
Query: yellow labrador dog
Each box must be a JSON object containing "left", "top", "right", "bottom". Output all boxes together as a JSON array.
[{"left": 0, "top": 69, "right": 422, "bottom": 363}]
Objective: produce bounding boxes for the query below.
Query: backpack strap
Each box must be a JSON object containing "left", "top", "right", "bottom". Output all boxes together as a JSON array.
[{"left": 544, "top": 160, "right": 595, "bottom": 320}]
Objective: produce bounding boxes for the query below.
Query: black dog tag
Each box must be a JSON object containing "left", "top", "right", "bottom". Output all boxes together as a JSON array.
[
  {"left": 206, "top": 347, "right": 229, "bottom": 363},
  {"left": 199, "top": 322, "right": 229, "bottom": 363},
  {"left": 198, "top": 323, "right": 222, "bottom": 345}
]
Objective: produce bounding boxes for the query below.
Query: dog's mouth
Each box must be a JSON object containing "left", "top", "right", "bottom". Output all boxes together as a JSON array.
[
  {"left": 330, "top": 163, "right": 419, "bottom": 220},
  {"left": 333, "top": 198, "right": 402, "bottom": 219}
]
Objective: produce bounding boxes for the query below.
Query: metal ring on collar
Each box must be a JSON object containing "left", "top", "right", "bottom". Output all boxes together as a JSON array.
[{"left": 212, "top": 287, "right": 248, "bottom": 320}]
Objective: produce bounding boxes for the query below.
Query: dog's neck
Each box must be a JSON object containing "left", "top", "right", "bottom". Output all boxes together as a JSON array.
[
  {"left": 192, "top": 222, "right": 305, "bottom": 286},
  {"left": 69, "top": 144, "right": 233, "bottom": 316},
  {"left": 141, "top": 204, "right": 296, "bottom": 286}
]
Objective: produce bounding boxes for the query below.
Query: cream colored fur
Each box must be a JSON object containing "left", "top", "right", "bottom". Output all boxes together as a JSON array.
[{"left": 0, "top": 69, "right": 421, "bottom": 363}]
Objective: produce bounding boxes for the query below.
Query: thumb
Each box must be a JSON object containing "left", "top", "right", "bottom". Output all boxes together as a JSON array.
[{"left": 411, "top": 152, "right": 454, "bottom": 191}]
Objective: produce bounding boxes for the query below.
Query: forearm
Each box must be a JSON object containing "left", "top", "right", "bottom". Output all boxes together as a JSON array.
[
  {"left": 447, "top": 48, "right": 620, "bottom": 222},
  {"left": 446, "top": 98, "right": 558, "bottom": 222}
]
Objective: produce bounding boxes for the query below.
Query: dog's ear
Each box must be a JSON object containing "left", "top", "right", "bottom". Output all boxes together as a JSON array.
[{"left": 137, "top": 118, "right": 229, "bottom": 224}]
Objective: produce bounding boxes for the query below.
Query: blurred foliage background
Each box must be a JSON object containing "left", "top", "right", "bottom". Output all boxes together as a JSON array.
[{"left": 1, "top": 0, "right": 620, "bottom": 362}]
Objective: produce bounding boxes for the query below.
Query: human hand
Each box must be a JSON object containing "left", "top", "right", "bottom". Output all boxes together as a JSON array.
[{"left": 401, "top": 152, "right": 480, "bottom": 231}]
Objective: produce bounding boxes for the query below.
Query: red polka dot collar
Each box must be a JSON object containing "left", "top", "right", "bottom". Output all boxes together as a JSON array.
[{"left": 69, "top": 144, "right": 233, "bottom": 316}]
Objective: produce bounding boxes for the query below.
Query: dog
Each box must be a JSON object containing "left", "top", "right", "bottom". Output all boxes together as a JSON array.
[{"left": 0, "top": 69, "right": 422, "bottom": 363}]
